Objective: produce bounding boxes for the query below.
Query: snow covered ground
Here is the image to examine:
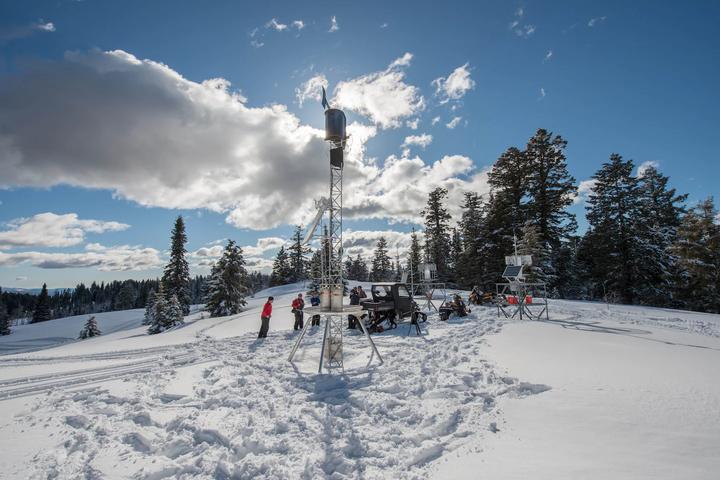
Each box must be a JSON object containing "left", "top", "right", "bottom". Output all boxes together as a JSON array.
[{"left": 0, "top": 284, "right": 718, "bottom": 479}]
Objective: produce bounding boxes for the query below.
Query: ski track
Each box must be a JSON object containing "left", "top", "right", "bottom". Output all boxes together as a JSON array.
[{"left": 13, "top": 310, "right": 551, "bottom": 480}]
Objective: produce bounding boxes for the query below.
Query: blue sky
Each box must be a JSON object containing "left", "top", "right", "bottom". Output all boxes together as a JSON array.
[{"left": 1, "top": 0, "right": 718, "bottom": 288}]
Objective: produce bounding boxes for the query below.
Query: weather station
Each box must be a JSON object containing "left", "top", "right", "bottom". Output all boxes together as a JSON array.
[{"left": 288, "top": 88, "right": 383, "bottom": 373}]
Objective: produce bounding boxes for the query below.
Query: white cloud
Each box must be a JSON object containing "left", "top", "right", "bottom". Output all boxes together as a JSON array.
[
  {"left": 250, "top": 39, "right": 264, "bottom": 48},
  {"left": 406, "top": 118, "right": 419, "bottom": 130},
  {"left": 402, "top": 133, "right": 433, "bottom": 149},
  {"left": 15, "top": 276, "right": 28, "bottom": 281},
  {"left": 515, "top": 7, "right": 524, "bottom": 17},
  {"left": 0, "top": 213, "right": 129, "bottom": 249},
  {"left": 573, "top": 179, "right": 597, "bottom": 204},
  {"left": 637, "top": 160, "right": 659, "bottom": 177},
  {"left": 342, "top": 229, "right": 414, "bottom": 261},
  {"left": 446, "top": 116, "right": 462, "bottom": 129},
  {"left": 0, "top": 49, "right": 330, "bottom": 231},
  {"left": 431, "top": 116, "right": 441, "bottom": 126},
  {"left": 190, "top": 237, "right": 286, "bottom": 270},
  {"left": 380, "top": 22, "right": 389, "bottom": 29},
  {"left": 295, "top": 74, "right": 329, "bottom": 107},
  {"left": 344, "top": 153, "right": 491, "bottom": 224},
  {"left": 329, "top": 16, "right": 339, "bottom": 33},
  {"left": 588, "top": 16, "right": 607, "bottom": 27},
  {"left": 0, "top": 243, "right": 163, "bottom": 271},
  {"left": 432, "top": 63, "right": 475, "bottom": 103},
  {"left": 0, "top": 19, "right": 56, "bottom": 42},
  {"left": 516, "top": 24, "right": 536, "bottom": 37},
  {"left": 292, "top": 20, "right": 305, "bottom": 30},
  {"left": 266, "top": 18, "right": 288, "bottom": 31},
  {"left": 333, "top": 53, "right": 425, "bottom": 129},
  {"left": 544, "top": 50, "right": 553, "bottom": 62},
  {"left": 539, "top": 87, "right": 546, "bottom": 100}
]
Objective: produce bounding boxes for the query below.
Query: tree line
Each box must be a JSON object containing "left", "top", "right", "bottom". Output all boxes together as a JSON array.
[{"left": 356, "top": 128, "right": 718, "bottom": 313}]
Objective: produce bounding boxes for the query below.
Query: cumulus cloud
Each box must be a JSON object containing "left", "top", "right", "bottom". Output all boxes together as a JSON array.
[
  {"left": 342, "top": 229, "right": 414, "bottom": 260},
  {"left": 333, "top": 53, "right": 425, "bottom": 128},
  {"left": 637, "top": 160, "right": 659, "bottom": 177},
  {"left": 573, "top": 179, "right": 597, "bottom": 204},
  {"left": 190, "top": 237, "right": 286, "bottom": 270},
  {"left": 432, "top": 63, "right": 475, "bottom": 103},
  {"left": 0, "top": 213, "right": 129, "bottom": 249},
  {"left": 292, "top": 20, "right": 305, "bottom": 30},
  {"left": 406, "top": 118, "right": 419, "bottom": 130},
  {"left": 0, "top": 49, "right": 329, "bottom": 231},
  {"left": 402, "top": 134, "right": 433, "bottom": 150},
  {"left": 344, "top": 154, "right": 491, "bottom": 224},
  {"left": 295, "top": 74, "right": 329, "bottom": 107},
  {"left": 329, "top": 16, "right": 339, "bottom": 32},
  {"left": 431, "top": 116, "right": 441, "bottom": 126},
  {"left": 0, "top": 243, "right": 162, "bottom": 271},
  {"left": 446, "top": 116, "right": 462, "bottom": 129}
]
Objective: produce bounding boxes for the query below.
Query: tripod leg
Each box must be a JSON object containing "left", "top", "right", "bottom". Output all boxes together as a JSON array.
[
  {"left": 318, "top": 315, "right": 330, "bottom": 374},
  {"left": 357, "top": 316, "right": 383, "bottom": 365},
  {"left": 288, "top": 314, "right": 313, "bottom": 362}
]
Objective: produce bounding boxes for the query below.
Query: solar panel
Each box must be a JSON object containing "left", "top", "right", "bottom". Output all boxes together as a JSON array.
[{"left": 502, "top": 265, "right": 523, "bottom": 278}]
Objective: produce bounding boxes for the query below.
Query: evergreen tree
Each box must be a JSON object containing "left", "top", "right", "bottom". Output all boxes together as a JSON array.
[
  {"left": 147, "top": 285, "right": 169, "bottom": 334},
  {"left": 517, "top": 220, "right": 551, "bottom": 284},
  {"left": 672, "top": 198, "right": 720, "bottom": 312},
  {"left": 371, "top": 237, "right": 393, "bottom": 281},
  {"left": 32, "top": 283, "right": 52, "bottom": 323},
  {"left": 634, "top": 165, "right": 687, "bottom": 305},
  {"left": 348, "top": 254, "right": 369, "bottom": 282},
  {"left": 78, "top": 316, "right": 101, "bottom": 339},
  {"left": 457, "top": 192, "right": 485, "bottom": 288},
  {"left": 205, "top": 240, "right": 248, "bottom": 317},
  {"left": 116, "top": 281, "right": 137, "bottom": 310},
  {"left": 422, "top": 187, "right": 452, "bottom": 279},
  {"left": 269, "top": 246, "right": 292, "bottom": 286},
  {"left": 449, "top": 228, "right": 462, "bottom": 281},
  {"left": 143, "top": 289, "right": 157, "bottom": 326},
  {"left": 582, "top": 154, "right": 642, "bottom": 303},
  {"left": 288, "top": 225, "right": 310, "bottom": 282},
  {"left": 0, "top": 288, "right": 10, "bottom": 336},
  {"left": 406, "top": 227, "right": 423, "bottom": 285},
  {"left": 162, "top": 216, "right": 191, "bottom": 315},
  {"left": 165, "top": 294, "right": 184, "bottom": 326},
  {"left": 524, "top": 129, "right": 578, "bottom": 248}
]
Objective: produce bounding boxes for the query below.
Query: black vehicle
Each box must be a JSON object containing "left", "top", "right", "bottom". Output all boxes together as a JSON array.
[{"left": 361, "top": 283, "right": 425, "bottom": 330}]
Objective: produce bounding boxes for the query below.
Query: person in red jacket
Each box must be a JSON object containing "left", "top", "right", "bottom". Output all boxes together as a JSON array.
[
  {"left": 258, "top": 296, "right": 273, "bottom": 338},
  {"left": 291, "top": 293, "right": 305, "bottom": 331}
]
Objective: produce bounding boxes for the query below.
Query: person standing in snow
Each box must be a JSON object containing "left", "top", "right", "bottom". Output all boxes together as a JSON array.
[
  {"left": 357, "top": 286, "right": 367, "bottom": 300},
  {"left": 258, "top": 296, "right": 273, "bottom": 338},
  {"left": 348, "top": 287, "right": 360, "bottom": 329},
  {"left": 309, "top": 291, "right": 321, "bottom": 326},
  {"left": 292, "top": 293, "right": 305, "bottom": 331}
]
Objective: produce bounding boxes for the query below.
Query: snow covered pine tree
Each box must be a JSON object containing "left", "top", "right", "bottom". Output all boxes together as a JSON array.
[
  {"left": 162, "top": 215, "right": 192, "bottom": 315},
  {"left": 205, "top": 240, "right": 248, "bottom": 317},
  {"left": 78, "top": 316, "right": 101, "bottom": 339}
]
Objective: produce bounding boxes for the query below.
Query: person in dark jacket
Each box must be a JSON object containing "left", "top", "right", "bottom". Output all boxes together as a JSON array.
[
  {"left": 309, "top": 290, "right": 321, "bottom": 326},
  {"left": 357, "top": 286, "right": 367, "bottom": 300},
  {"left": 292, "top": 293, "right": 305, "bottom": 330},
  {"left": 348, "top": 288, "right": 360, "bottom": 329},
  {"left": 258, "top": 296, "right": 273, "bottom": 338}
]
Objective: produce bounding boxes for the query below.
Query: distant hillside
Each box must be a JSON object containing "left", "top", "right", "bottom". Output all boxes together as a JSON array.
[{"left": 1, "top": 287, "right": 71, "bottom": 296}]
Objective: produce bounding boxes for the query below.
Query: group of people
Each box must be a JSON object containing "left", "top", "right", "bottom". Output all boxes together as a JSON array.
[{"left": 257, "top": 290, "right": 322, "bottom": 339}]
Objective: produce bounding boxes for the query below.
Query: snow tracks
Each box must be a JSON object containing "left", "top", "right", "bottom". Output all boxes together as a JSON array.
[{"left": 23, "top": 312, "right": 550, "bottom": 479}]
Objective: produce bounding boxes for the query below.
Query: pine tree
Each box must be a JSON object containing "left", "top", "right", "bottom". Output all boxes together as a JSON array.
[
  {"left": 634, "top": 165, "right": 687, "bottom": 306},
  {"left": 205, "top": 240, "right": 248, "bottom": 317},
  {"left": 582, "top": 154, "right": 642, "bottom": 303},
  {"left": 406, "top": 228, "right": 423, "bottom": 284},
  {"left": 0, "top": 288, "right": 10, "bottom": 336},
  {"left": 349, "top": 254, "right": 369, "bottom": 282},
  {"left": 517, "top": 221, "right": 551, "bottom": 284},
  {"left": 78, "top": 316, "right": 101, "bottom": 339},
  {"left": 143, "top": 289, "right": 157, "bottom": 326},
  {"left": 162, "top": 215, "right": 191, "bottom": 315},
  {"left": 288, "top": 225, "right": 310, "bottom": 282},
  {"left": 457, "top": 192, "right": 485, "bottom": 288},
  {"left": 116, "top": 281, "right": 137, "bottom": 310},
  {"left": 32, "top": 283, "right": 52, "bottom": 323},
  {"left": 371, "top": 237, "right": 393, "bottom": 281},
  {"left": 147, "top": 285, "right": 169, "bottom": 334},
  {"left": 165, "top": 294, "right": 184, "bottom": 326},
  {"left": 672, "top": 198, "right": 720, "bottom": 312},
  {"left": 524, "top": 129, "right": 578, "bottom": 248},
  {"left": 422, "top": 187, "right": 452, "bottom": 279},
  {"left": 269, "top": 246, "right": 292, "bottom": 286},
  {"left": 449, "top": 228, "right": 462, "bottom": 281}
]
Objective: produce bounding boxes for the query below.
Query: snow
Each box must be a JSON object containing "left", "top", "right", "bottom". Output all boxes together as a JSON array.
[{"left": 0, "top": 283, "right": 718, "bottom": 479}]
